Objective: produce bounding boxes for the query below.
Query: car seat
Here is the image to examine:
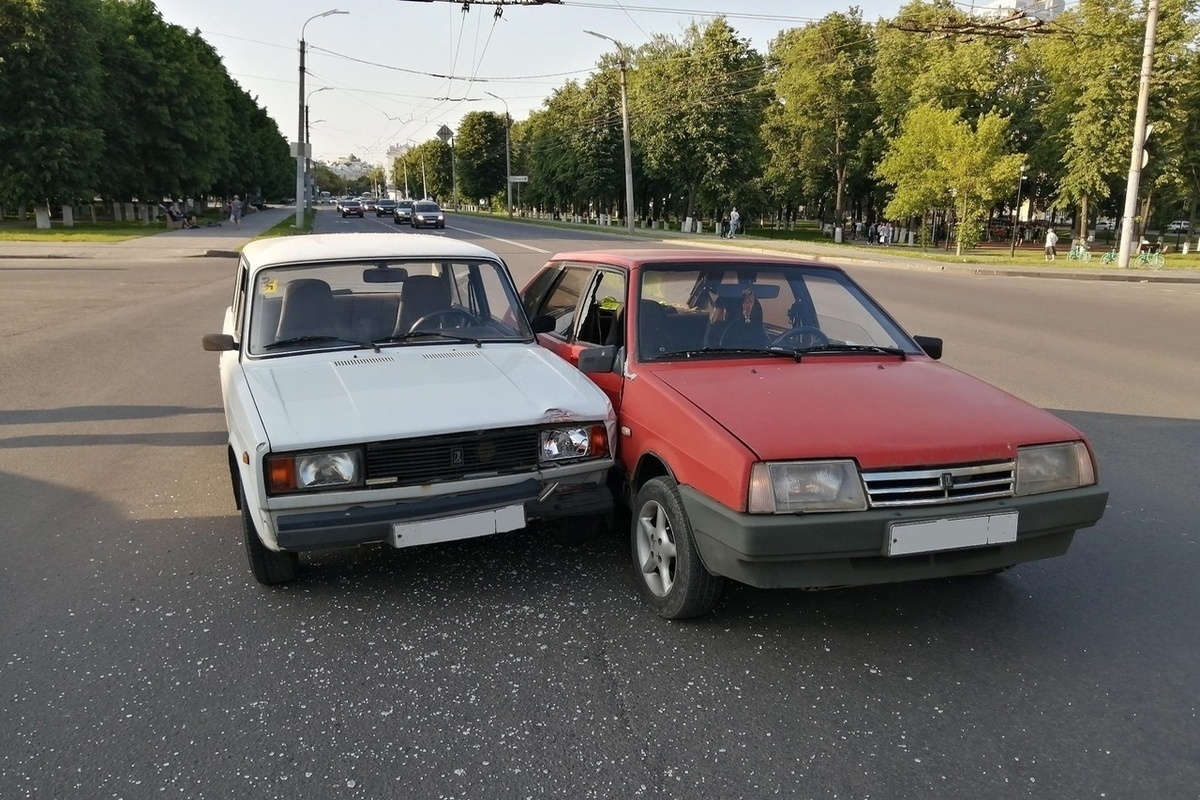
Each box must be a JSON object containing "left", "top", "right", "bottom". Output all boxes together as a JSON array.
[
  {"left": 395, "top": 275, "right": 452, "bottom": 333},
  {"left": 637, "top": 300, "right": 675, "bottom": 357},
  {"left": 706, "top": 293, "right": 768, "bottom": 348},
  {"left": 275, "top": 278, "right": 335, "bottom": 341}
]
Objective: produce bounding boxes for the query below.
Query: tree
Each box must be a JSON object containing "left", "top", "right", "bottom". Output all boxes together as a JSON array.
[
  {"left": 764, "top": 10, "right": 877, "bottom": 224},
  {"left": 395, "top": 141, "right": 451, "bottom": 202},
  {"left": 455, "top": 111, "right": 508, "bottom": 203},
  {"left": 631, "top": 18, "right": 767, "bottom": 222},
  {"left": 0, "top": 0, "right": 105, "bottom": 218},
  {"left": 877, "top": 103, "right": 1022, "bottom": 253}
]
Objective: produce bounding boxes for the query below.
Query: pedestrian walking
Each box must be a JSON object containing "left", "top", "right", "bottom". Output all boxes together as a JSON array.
[
  {"left": 1044, "top": 228, "right": 1058, "bottom": 261},
  {"left": 728, "top": 207, "right": 741, "bottom": 239},
  {"left": 229, "top": 195, "right": 244, "bottom": 230}
]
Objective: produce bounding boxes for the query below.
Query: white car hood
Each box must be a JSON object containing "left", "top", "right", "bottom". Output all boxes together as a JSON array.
[{"left": 244, "top": 345, "right": 611, "bottom": 450}]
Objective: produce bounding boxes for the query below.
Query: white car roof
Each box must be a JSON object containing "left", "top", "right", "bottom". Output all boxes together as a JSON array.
[{"left": 240, "top": 233, "right": 501, "bottom": 270}]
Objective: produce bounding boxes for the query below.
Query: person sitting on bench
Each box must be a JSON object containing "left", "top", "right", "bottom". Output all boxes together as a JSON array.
[{"left": 161, "top": 204, "right": 198, "bottom": 229}]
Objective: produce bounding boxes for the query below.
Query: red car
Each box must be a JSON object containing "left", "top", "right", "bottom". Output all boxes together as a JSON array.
[{"left": 521, "top": 250, "right": 1108, "bottom": 619}]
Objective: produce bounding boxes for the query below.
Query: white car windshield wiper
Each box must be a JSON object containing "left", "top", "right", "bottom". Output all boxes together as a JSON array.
[
  {"left": 264, "top": 335, "right": 380, "bottom": 353},
  {"left": 378, "top": 330, "right": 483, "bottom": 347}
]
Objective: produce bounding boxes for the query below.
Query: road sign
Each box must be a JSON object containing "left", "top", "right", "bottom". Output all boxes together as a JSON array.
[
  {"left": 509, "top": 175, "right": 529, "bottom": 183},
  {"left": 437, "top": 125, "right": 453, "bottom": 143}
]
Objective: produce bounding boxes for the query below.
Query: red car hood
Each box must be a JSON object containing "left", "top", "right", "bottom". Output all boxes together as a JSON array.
[{"left": 649, "top": 358, "right": 1084, "bottom": 468}]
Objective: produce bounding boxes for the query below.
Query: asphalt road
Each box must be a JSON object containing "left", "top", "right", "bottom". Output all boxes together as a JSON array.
[{"left": 2, "top": 209, "right": 1198, "bottom": 799}]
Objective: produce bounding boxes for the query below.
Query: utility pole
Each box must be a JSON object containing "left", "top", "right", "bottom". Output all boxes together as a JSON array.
[
  {"left": 296, "top": 10, "right": 347, "bottom": 229},
  {"left": 1117, "top": 0, "right": 1160, "bottom": 270},
  {"left": 586, "top": 30, "right": 636, "bottom": 235},
  {"left": 1009, "top": 165, "right": 1027, "bottom": 258}
]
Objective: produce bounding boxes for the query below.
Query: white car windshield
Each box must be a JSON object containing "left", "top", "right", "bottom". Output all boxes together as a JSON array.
[{"left": 248, "top": 258, "right": 532, "bottom": 355}]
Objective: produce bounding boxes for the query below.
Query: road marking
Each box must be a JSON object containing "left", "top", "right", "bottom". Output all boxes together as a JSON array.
[
  {"left": 450, "top": 225, "right": 551, "bottom": 254},
  {"left": 330, "top": 211, "right": 550, "bottom": 253}
]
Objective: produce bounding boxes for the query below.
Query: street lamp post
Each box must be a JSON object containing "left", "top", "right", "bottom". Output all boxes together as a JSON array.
[
  {"left": 485, "top": 91, "right": 512, "bottom": 218},
  {"left": 304, "top": 87, "right": 332, "bottom": 209},
  {"left": 1009, "top": 165, "right": 1027, "bottom": 258},
  {"left": 585, "top": 30, "right": 635, "bottom": 235},
  {"left": 297, "top": 9, "right": 348, "bottom": 229}
]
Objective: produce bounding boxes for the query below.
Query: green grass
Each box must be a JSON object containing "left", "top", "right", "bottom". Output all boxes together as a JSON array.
[
  {"left": 0, "top": 209, "right": 231, "bottom": 241},
  {"left": 0, "top": 220, "right": 161, "bottom": 242},
  {"left": 255, "top": 208, "right": 314, "bottom": 239}
]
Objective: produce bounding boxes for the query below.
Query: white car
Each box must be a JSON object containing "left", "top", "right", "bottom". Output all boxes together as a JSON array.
[
  {"left": 202, "top": 233, "right": 616, "bottom": 584},
  {"left": 1166, "top": 220, "right": 1189, "bottom": 233}
]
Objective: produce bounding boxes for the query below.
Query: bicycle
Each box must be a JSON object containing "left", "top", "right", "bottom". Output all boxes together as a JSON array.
[
  {"left": 1100, "top": 247, "right": 1119, "bottom": 265},
  {"left": 1135, "top": 250, "right": 1165, "bottom": 269},
  {"left": 1067, "top": 243, "right": 1092, "bottom": 262}
]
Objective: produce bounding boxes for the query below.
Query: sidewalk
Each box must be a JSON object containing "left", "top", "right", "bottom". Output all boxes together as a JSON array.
[{"left": 0, "top": 205, "right": 296, "bottom": 260}]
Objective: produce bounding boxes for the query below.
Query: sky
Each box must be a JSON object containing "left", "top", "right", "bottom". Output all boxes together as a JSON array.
[{"left": 151, "top": 0, "right": 916, "bottom": 166}]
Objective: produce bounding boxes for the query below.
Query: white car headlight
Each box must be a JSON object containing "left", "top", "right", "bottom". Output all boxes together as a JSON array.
[
  {"left": 748, "top": 460, "right": 868, "bottom": 513},
  {"left": 538, "top": 425, "right": 609, "bottom": 465},
  {"left": 267, "top": 449, "right": 363, "bottom": 494},
  {"left": 1015, "top": 442, "right": 1095, "bottom": 496}
]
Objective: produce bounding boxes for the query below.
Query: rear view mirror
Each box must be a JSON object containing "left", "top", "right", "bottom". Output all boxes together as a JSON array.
[
  {"left": 577, "top": 345, "right": 616, "bottom": 374},
  {"left": 363, "top": 266, "right": 408, "bottom": 283},
  {"left": 201, "top": 333, "right": 236, "bottom": 352},
  {"left": 913, "top": 335, "right": 942, "bottom": 360},
  {"left": 530, "top": 314, "right": 554, "bottom": 334}
]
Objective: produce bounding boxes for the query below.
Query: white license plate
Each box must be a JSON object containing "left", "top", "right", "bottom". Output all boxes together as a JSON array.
[
  {"left": 390, "top": 505, "right": 526, "bottom": 549},
  {"left": 886, "top": 512, "right": 1018, "bottom": 557}
]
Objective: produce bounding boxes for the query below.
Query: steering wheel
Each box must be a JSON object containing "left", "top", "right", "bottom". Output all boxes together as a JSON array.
[
  {"left": 772, "top": 326, "right": 830, "bottom": 349},
  {"left": 409, "top": 308, "right": 480, "bottom": 331}
]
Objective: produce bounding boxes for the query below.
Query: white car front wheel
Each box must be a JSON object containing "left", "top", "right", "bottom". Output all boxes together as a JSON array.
[{"left": 240, "top": 484, "right": 298, "bottom": 585}]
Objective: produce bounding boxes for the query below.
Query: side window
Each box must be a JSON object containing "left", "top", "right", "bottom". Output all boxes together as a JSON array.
[
  {"left": 575, "top": 270, "right": 627, "bottom": 346},
  {"left": 535, "top": 267, "right": 593, "bottom": 337},
  {"left": 232, "top": 259, "right": 250, "bottom": 341},
  {"left": 521, "top": 266, "right": 561, "bottom": 319}
]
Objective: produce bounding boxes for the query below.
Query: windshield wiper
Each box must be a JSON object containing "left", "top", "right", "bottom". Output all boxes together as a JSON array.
[
  {"left": 787, "top": 343, "right": 908, "bottom": 360},
  {"left": 378, "top": 330, "right": 483, "bottom": 347},
  {"left": 658, "top": 347, "right": 795, "bottom": 360},
  {"left": 264, "top": 335, "right": 380, "bottom": 353}
]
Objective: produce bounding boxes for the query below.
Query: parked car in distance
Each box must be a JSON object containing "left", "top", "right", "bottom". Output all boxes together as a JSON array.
[
  {"left": 340, "top": 199, "right": 364, "bottom": 218},
  {"left": 1166, "top": 220, "right": 1190, "bottom": 233},
  {"left": 201, "top": 233, "right": 615, "bottom": 585},
  {"left": 520, "top": 250, "right": 1109, "bottom": 619},
  {"left": 1095, "top": 219, "right": 1116, "bottom": 232},
  {"left": 393, "top": 199, "right": 415, "bottom": 225},
  {"left": 375, "top": 197, "right": 397, "bottom": 216},
  {"left": 411, "top": 200, "right": 445, "bottom": 229}
]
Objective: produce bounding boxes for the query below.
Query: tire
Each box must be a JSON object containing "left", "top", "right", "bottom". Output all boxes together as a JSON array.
[
  {"left": 631, "top": 476, "right": 724, "bottom": 619},
  {"left": 437, "top": 222, "right": 445, "bottom": 229},
  {"left": 240, "top": 484, "right": 298, "bottom": 585}
]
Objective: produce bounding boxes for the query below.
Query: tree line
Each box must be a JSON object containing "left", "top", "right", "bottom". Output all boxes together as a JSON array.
[
  {"left": 405, "top": 0, "right": 1199, "bottom": 246},
  {"left": 0, "top": 0, "right": 294, "bottom": 220}
]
